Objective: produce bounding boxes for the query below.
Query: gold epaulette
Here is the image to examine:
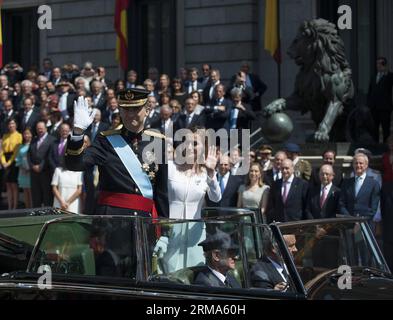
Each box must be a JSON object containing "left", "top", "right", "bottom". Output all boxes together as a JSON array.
[
  {"left": 143, "top": 129, "right": 166, "bottom": 139},
  {"left": 65, "top": 146, "right": 84, "bottom": 156},
  {"left": 100, "top": 129, "right": 122, "bottom": 137}
]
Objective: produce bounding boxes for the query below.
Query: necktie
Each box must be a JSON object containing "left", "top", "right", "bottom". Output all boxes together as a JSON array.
[
  {"left": 320, "top": 187, "right": 328, "bottom": 208},
  {"left": 224, "top": 278, "right": 231, "bottom": 288},
  {"left": 37, "top": 137, "right": 44, "bottom": 149},
  {"left": 219, "top": 175, "right": 226, "bottom": 194},
  {"left": 377, "top": 73, "right": 383, "bottom": 83},
  {"left": 24, "top": 113, "right": 29, "bottom": 125},
  {"left": 58, "top": 140, "right": 65, "bottom": 156},
  {"left": 92, "top": 124, "right": 98, "bottom": 141},
  {"left": 230, "top": 108, "right": 238, "bottom": 129},
  {"left": 187, "top": 115, "right": 192, "bottom": 126},
  {"left": 282, "top": 181, "right": 289, "bottom": 203},
  {"left": 355, "top": 176, "right": 362, "bottom": 197}
]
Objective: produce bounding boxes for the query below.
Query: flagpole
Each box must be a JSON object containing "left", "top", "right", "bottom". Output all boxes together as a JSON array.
[{"left": 277, "top": 0, "right": 281, "bottom": 98}]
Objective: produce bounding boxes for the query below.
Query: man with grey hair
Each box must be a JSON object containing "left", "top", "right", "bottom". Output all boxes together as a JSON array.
[
  {"left": 306, "top": 164, "right": 340, "bottom": 219},
  {"left": 227, "top": 87, "right": 255, "bottom": 131},
  {"left": 339, "top": 153, "right": 380, "bottom": 218},
  {"left": 268, "top": 158, "right": 309, "bottom": 222}
]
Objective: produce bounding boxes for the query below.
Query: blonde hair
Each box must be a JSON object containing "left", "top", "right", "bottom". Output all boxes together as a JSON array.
[{"left": 246, "top": 162, "right": 264, "bottom": 187}]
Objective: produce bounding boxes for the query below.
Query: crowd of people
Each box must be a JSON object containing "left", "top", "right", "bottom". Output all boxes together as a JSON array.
[
  {"left": 0, "top": 58, "right": 266, "bottom": 213},
  {"left": 0, "top": 57, "right": 392, "bottom": 271}
]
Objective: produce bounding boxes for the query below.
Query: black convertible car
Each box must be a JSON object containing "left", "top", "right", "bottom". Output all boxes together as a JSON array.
[{"left": 0, "top": 208, "right": 392, "bottom": 300}]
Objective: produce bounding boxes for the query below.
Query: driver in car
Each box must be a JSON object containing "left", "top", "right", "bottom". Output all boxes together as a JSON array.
[
  {"left": 250, "top": 232, "right": 297, "bottom": 291},
  {"left": 193, "top": 228, "right": 241, "bottom": 289}
]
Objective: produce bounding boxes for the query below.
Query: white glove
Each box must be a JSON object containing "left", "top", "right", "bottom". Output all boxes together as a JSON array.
[
  {"left": 153, "top": 236, "right": 169, "bottom": 259},
  {"left": 73, "top": 96, "right": 96, "bottom": 131}
]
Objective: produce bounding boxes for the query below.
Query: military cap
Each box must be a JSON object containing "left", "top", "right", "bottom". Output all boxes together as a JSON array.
[
  {"left": 198, "top": 228, "right": 239, "bottom": 252},
  {"left": 117, "top": 88, "right": 150, "bottom": 108},
  {"left": 259, "top": 145, "right": 273, "bottom": 154},
  {"left": 284, "top": 143, "right": 301, "bottom": 153}
]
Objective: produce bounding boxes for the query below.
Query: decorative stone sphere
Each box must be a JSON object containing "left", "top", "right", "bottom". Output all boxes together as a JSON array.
[{"left": 262, "top": 112, "right": 294, "bottom": 143}]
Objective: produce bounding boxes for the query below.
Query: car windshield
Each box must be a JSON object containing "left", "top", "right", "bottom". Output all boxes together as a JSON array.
[
  {"left": 28, "top": 216, "right": 140, "bottom": 279},
  {"left": 278, "top": 219, "right": 389, "bottom": 288}
]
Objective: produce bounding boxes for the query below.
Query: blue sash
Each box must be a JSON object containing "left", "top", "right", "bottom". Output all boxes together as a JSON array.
[{"left": 106, "top": 134, "right": 153, "bottom": 199}]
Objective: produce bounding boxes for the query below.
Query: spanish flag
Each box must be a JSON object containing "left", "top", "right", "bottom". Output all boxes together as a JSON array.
[
  {"left": 264, "top": 0, "right": 281, "bottom": 64},
  {"left": 0, "top": 1, "right": 3, "bottom": 68},
  {"left": 115, "top": 0, "right": 129, "bottom": 70}
]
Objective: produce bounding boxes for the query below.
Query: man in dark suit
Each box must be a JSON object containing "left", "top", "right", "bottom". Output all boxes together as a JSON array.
[
  {"left": 0, "top": 99, "right": 16, "bottom": 136},
  {"left": 267, "top": 159, "right": 309, "bottom": 223},
  {"left": 91, "top": 80, "right": 107, "bottom": 112},
  {"left": 174, "top": 98, "right": 206, "bottom": 131},
  {"left": 310, "top": 150, "right": 343, "bottom": 188},
  {"left": 18, "top": 97, "right": 40, "bottom": 134},
  {"left": 381, "top": 181, "right": 393, "bottom": 271},
  {"left": 203, "top": 69, "right": 221, "bottom": 105},
  {"left": 194, "top": 229, "right": 241, "bottom": 289},
  {"left": 205, "top": 84, "right": 230, "bottom": 131},
  {"left": 151, "top": 105, "right": 174, "bottom": 134},
  {"left": 250, "top": 232, "right": 297, "bottom": 290},
  {"left": 48, "top": 123, "right": 71, "bottom": 172},
  {"left": 240, "top": 61, "right": 267, "bottom": 112},
  {"left": 28, "top": 121, "right": 56, "bottom": 207},
  {"left": 227, "top": 87, "right": 256, "bottom": 131},
  {"left": 367, "top": 57, "right": 393, "bottom": 143},
  {"left": 307, "top": 164, "right": 340, "bottom": 219},
  {"left": 184, "top": 67, "right": 204, "bottom": 94},
  {"left": 264, "top": 151, "right": 287, "bottom": 187},
  {"left": 144, "top": 96, "right": 161, "bottom": 129},
  {"left": 206, "top": 155, "right": 243, "bottom": 208},
  {"left": 85, "top": 109, "right": 110, "bottom": 143},
  {"left": 339, "top": 153, "right": 380, "bottom": 218},
  {"left": 57, "top": 81, "right": 77, "bottom": 120}
]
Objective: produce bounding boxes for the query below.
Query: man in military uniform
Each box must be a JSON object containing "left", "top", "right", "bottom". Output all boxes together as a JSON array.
[
  {"left": 284, "top": 143, "right": 312, "bottom": 181},
  {"left": 65, "top": 88, "right": 169, "bottom": 217}
]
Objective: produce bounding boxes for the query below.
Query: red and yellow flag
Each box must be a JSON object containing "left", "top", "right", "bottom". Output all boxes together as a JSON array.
[
  {"left": 264, "top": 0, "right": 281, "bottom": 64},
  {"left": 114, "top": 0, "right": 129, "bottom": 70},
  {"left": 0, "top": 1, "right": 3, "bottom": 68}
]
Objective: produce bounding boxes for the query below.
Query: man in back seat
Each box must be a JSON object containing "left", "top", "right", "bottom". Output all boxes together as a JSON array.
[{"left": 193, "top": 228, "right": 241, "bottom": 288}]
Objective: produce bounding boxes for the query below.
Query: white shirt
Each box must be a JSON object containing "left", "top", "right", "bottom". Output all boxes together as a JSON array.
[
  {"left": 93, "top": 93, "right": 102, "bottom": 106},
  {"left": 320, "top": 182, "right": 333, "bottom": 198},
  {"left": 245, "top": 74, "right": 253, "bottom": 89},
  {"left": 188, "top": 81, "right": 198, "bottom": 94},
  {"left": 267, "top": 257, "right": 287, "bottom": 283},
  {"left": 218, "top": 171, "right": 230, "bottom": 190},
  {"left": 208, "top": 266, "right": 227, "bottom": 285},
  {"left": 281, "top": 175, "right": 294, "bottom": 198},
  {"left": 24, "top": 109, "right": 33, "bottom": 123},
  {"left": 231, "top": 162, "right": 241, "bottom": 175},
  {"left": 209, "top": 80, "right": 220, "bottom": 99},
  {"left": 262, "top": 159, "right": 271, "bottom": 171},
  {"left": 167, "top": 160, "right": 221, "bottom": 219},
  {"left": 186, "top": 111, "right": 195, "bottom": 125},
  {"left": 273, "top": 168, "right": 282, "bottom": 181},
  {"left": 354, "top": 172, "right": 367, "bottom": 193}
]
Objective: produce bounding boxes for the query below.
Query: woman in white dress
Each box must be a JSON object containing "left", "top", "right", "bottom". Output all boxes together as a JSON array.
[
  {"left": 52, "top": 167, "right": 83, "bottom": 213},
  {"left": 237, "top": 162, "right": 270, "bottom": 222},
  {"left": 159, "top": 128, "right": 221, "bottom": 273}
]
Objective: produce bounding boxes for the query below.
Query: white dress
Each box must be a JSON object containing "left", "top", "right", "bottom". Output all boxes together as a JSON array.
[
  {"left": 161, "top": 160, "right": 221, "bottom": 273},
  {"left": 51, "top": 168, "right": 83, "bottom": 214}
]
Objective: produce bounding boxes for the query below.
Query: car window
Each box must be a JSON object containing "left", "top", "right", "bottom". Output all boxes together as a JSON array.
[
  {"left": 28, "top": 216, "right": 139, "bottom": 280},
  {"left": 279, "top": 221, "right": 389, "bottom": 288},
  {"left": 145, "top": 220, "right": 247, "bottom": 288},
  {"left": 144, "top": 219, "right": 299, "bottom": 296}
]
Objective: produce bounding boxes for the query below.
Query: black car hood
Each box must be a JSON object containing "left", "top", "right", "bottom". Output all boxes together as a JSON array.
[{"left": 307, "top": 267, "right": 393, "bottom": 300}]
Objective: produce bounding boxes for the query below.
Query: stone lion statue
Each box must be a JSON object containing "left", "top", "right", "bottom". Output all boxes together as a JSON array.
[{"left": 264, "top": 19, "right": 354, "bottom": 142}]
